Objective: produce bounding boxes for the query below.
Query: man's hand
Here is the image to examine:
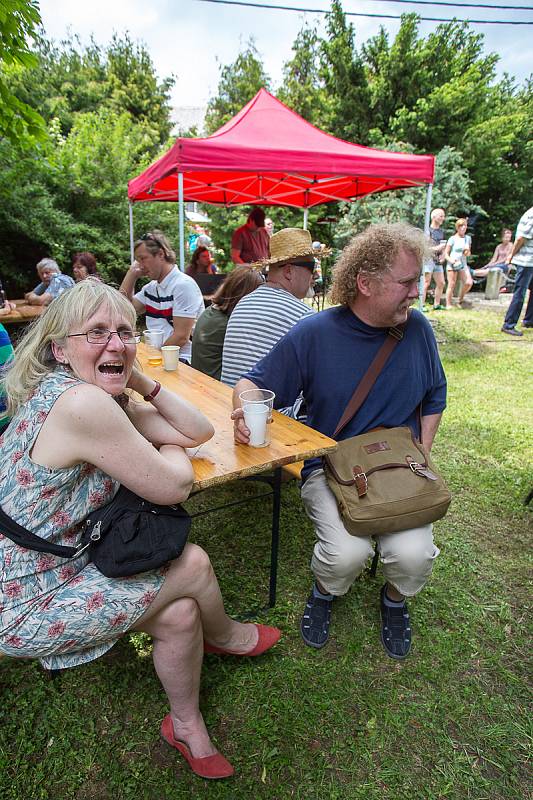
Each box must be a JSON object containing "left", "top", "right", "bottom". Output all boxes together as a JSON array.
[
  {"left": 128, "top": 260, "right": 144, "bottom": 278},
  {"left": 232, "top": 377, "right": 260, "bottom": 443},
  {"left": 230, "top": 407, "right": 250, "bottom": 444},
  {"left": 119, "top": 261, "right": 143, "bottom": 302}
]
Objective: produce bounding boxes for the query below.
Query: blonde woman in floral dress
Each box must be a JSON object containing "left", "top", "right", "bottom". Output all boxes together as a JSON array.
[{"left": 0, "top": 279, "right": 280, "bottom": 780}]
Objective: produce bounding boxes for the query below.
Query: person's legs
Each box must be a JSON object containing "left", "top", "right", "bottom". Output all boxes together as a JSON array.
[
  {"left": 503, "top": 267, "right": 531, "bottom": 330},
  {"left": 376, "top": 524, "right": 439, "bottom": 659},
  {"left": 134, "top": 543, "right": 258, "bottom": 652},
  {"left": 300, "top": 470, "right": 374, "bottom": 648},
  {"left": 520, "top": 268, "right": 533, "bottom": 326},
  {"left": 135, "top": 597, "right": 216, "bottom": 758},
  {"left": 422, "top": 270, "right": 432, "bottom": 305},
  {"left": 445, "top": 269, "right": 457, "bottom": 308},
  {"left": 458, "top": 267, "right": 473, "bottom": 303},
  {"left": 433, "top": 269, "right": 445, "bottom": 307},
  {"left": 131, "top": 544, "right": 277, "bottom": 766},
  {"left": 377, "top": 524, "right": 440, "bottom": 598},
  {"left": 302, "top": 470, "right": 375, "bottom": 596}
]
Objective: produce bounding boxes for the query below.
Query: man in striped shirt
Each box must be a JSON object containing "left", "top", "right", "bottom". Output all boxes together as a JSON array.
[{"left": 221, "top": 229, "right": 326, "bottom": 388}]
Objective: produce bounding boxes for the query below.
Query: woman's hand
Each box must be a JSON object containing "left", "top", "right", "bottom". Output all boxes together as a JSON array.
[{"left": 125, "top": 368, "right": 214, "bottom": 449}]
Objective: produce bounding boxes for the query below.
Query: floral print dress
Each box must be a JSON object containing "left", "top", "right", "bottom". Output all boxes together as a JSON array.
[{"left": 0, "top": 368, "right": 165, "bottom": 670}]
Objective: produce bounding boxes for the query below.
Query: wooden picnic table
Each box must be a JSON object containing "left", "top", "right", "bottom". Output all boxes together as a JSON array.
[
  {"left": 136, "top": 344, "right": 337, "bottom": 607},
  {"left": 0, "top": 299, "right": 43, "bottom": 325},
  {"left": 137, "top": 343, "right": 336, "bottom": 492}
]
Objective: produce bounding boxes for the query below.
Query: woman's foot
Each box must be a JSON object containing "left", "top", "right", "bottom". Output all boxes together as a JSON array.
[
  {"left": 204, "top": 623, "right": 281, "bottom": 656},
  {"left": 160, "top": 715, "right": 234, "bottom": 779}
]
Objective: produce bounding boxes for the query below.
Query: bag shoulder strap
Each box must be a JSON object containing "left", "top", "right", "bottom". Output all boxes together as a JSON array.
[
  {"left": 332, "top": 318, "right": 408, "bottom": 439},
  {"left": 0, "top": 505, "right": 79, "bottom": 559}
]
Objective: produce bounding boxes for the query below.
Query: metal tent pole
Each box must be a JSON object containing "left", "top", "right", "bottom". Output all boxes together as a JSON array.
[
  {"left": 424, "top": 183, "right": 433, "bottom": 235},
  {"left": 128, "top": 203, "right": 135, "bottom": 263},
  {"left": 419, "top": 182, "right": 433, "bottom": 311},
  {"left": 178, "top": 172, "right": 185, "bottom": 272},
  {"left": 303, "top": 208, "right": 309, "bottom": 230}
]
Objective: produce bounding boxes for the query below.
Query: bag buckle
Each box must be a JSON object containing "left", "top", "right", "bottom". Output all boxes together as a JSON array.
[{"left": 353, "top": 470, "right": 368, "bottom": 497}]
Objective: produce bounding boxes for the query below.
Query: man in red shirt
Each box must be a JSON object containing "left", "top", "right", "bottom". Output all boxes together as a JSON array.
[{"left": 231, "top": 207, "right": 270, "bottom": 265}]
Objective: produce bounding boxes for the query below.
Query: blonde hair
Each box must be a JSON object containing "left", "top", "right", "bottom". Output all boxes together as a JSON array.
[
  {"left": 330, "top": 223, "right": 429, "bottom": 306},
  {"left": 3, "top": 279, "right": 136, "bottom": 415},
  {"left": 455, "top": 218, "right": 468, "bottom": 231}
]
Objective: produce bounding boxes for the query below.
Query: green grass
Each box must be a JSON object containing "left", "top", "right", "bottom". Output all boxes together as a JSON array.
[{"left": 1, "top": 307, "right": 531, "bottom": 799}]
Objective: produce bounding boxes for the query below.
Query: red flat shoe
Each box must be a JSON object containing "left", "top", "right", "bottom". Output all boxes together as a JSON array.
[
  {"left": 160, "top": 715, "right": 234, "bottom": 779},
  {"left": 204, "top": 624, "right": 281, "bottom": 656}
]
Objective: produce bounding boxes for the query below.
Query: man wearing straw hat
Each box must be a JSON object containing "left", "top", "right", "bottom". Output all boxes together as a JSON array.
[
  {"left": 232, "top": 223, "right": 446, "bottom": 660},
  {"left": 221, "top": 228, "right": 329, "bottom": 390}
]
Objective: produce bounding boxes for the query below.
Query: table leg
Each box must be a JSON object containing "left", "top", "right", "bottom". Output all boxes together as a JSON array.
[{"left": 268, "top": 467, "right": 282, "bottom": 608}]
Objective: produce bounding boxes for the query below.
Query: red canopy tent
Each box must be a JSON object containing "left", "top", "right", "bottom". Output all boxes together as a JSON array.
[{"left": 128, "top": 89, "right": 435, "bottom": 265}]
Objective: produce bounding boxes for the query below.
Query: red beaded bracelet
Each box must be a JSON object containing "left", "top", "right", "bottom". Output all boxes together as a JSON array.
[{"left": 143, "top": 380, "right": 162, "bottom": 402}]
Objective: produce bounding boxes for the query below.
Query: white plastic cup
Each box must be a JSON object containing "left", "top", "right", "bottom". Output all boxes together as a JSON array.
[
  {"left": 149, "top": 331, "right": 164, "bottom": 350},
  {"left": 161, "top": 345, "right": 180, "bottom": 371},
  {"left": 239, "top": 389, "right": 275, "bottom": 416},
  {"left": 142, "top": 330, "right": 151, "bottom": 346},
  {"left": 243, "top": 402, "right": 270, "bottom": 447}
]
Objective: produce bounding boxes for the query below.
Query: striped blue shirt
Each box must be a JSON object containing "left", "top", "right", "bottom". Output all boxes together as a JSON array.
[{"left": 221, "top": 284, "right": 313, "bottom": 387}]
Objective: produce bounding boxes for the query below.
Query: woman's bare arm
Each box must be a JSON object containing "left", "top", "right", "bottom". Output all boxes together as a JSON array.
[{"left": 31, "top": 384, "right": 198, "bottom": 504}]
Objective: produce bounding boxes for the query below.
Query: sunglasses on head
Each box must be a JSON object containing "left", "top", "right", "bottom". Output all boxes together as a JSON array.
[{"left": 140, "top": 232, "right": 165, "bottom": 250}]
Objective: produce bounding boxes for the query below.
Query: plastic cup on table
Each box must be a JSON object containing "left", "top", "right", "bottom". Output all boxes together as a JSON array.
[
  {"left": 149, "top": 331, "right": 164, "bottom": 350},
  {"left": 142, "top": 330, "right": 151, "bottom": 346},
  {"left": 161, "top": 345, "right": 180, "bottom": 371},
  {"left": 242, "top": 403, "right": 270, "bottom": 447},
  {"left": 238, "top": 389, "right": 275, "bottom": 448}
]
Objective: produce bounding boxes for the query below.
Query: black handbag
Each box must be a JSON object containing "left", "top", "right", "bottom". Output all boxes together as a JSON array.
[{"left": 0, "top": 485, "right": 191, "bottom": 578}]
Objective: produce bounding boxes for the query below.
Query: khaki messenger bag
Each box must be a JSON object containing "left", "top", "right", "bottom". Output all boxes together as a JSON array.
[{"left": 323, "top": 319, "right": 451, "bottom": 536}]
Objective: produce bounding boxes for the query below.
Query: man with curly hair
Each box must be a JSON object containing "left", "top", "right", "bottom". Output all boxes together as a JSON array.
[{"left": 232, "top": 223, "right": 447, "bottom": 659}]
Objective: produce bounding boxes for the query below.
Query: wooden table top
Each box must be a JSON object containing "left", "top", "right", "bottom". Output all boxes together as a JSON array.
[
  {"left": 0, "top": 299, "right": 43, "bottom": 325},
  {"left": 136, "top": 343, "right": 337, "bottom": 491}
]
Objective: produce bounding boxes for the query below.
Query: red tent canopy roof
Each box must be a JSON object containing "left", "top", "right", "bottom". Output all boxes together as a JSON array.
[{"left": 128, "top": 89, "right": 434, "bottom": 208}]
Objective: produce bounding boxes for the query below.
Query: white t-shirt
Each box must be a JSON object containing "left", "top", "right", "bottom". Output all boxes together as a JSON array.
[
  {"left": 134, "top": 266, "right": 204, "bottom": 361},
  {"left": 512, "top": 207, "right": 533, "bottom": 268}
]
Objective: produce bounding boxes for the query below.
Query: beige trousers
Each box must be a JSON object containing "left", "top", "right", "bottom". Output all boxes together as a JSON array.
[{"left": 300, "top": 470, "right": 440, "bottom": 597}]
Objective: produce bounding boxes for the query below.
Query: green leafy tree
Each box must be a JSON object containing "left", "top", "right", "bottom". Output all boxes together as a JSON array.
[
  {"left": 201, "top": 42, "right": 271, "bottom": 266},
  {"left": 0, "top": 0, "right": 46, "bottom": 146},
  {"left": 333, "top": 145, "right": 482, "bottom": 253},
  {"left": 204, "top": 41, "right": 270, "bottom": 135},
  {"left": 0, "top": 30, "right": 176, "bottom": 292},
  {"left": 319, "top": 0, "right": 372, "bottom": 143},
  {"left": 6, "top": 33, "right": 174, "bottom": 150},
  {"left": 278, "top": 25, "right": 329, "bottom": 129}
]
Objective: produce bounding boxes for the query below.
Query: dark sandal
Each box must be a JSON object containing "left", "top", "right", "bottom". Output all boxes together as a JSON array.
[
  {"left": 380, "top": 584, "right": 411, "bottom": 660},
  {"left": 300, "top": 587, "right": 332, "bottom": 649}
]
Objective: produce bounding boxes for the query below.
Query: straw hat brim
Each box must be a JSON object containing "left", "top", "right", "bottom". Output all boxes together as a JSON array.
[{"left": 249, "top": 244, "right": 332, "bottom": 270}]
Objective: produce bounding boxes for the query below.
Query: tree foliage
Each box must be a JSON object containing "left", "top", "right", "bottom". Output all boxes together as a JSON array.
[
  {"left": 6, "top": 33, "right": 174, "bottom": 150},
  {"left": 319, "top": 0, "right": 371, "bottom": 143},
  {"left": 334, "top": 145, "right": 481, "bottom": 249},
  {"left": 1, "top": 3, "right": 531, "bottom": 290},
  {"left": 278, "top": 25, "right": 328, "bottom": 129},
  {"left": 204, "top": 41, "right": 270, "bottom": 135},
  {"left": 0, "top": 0, "right": 46, "bottom": 146},
  {"left": 276, "top": 4, "right": 532, "bottom": 263},
  {"left": 0, "top": 32, "right": 176, "bottom": 293}
]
